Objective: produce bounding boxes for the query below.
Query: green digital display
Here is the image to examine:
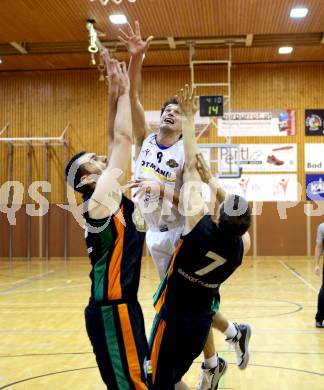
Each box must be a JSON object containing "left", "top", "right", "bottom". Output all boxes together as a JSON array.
[{"left": 199, "top": 96, "right": 224, "bottom": 117}]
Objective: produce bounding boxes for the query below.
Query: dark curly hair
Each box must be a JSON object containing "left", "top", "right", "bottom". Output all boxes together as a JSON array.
[
  {"left": 65, "top": 151, "right": 89, "bottom": 194},
  {"left": 160, "top": 97, "right": 179, "bottom": 116}
]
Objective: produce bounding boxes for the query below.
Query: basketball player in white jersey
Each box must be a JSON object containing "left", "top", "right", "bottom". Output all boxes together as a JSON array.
[
  {"left": 119, "top": 22, "right": 251, "bottom": 389},
  {"left": 119, "top": 22, "right": 184, "bottom": 279}
]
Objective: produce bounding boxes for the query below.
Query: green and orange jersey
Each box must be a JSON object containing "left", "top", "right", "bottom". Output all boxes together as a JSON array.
[
  {"left": 153, "top": 215, "right": 244, "bottom": 316},
  {"left": 83, "top": 194, "right": 146, "bottom": 304}
]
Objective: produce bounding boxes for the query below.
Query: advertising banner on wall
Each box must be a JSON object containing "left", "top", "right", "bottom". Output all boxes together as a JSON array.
[
  {"left": 218, "top": 144, "right": 297, "bottom": 173},
  {"left": 305, "top": 174, "right": 324, "bottom": 200},
  {"left": 218, "top": 174, "right": 298, "bottom": 201},
  {"left": 305, "top": 110, "right": 324, "bottom": 136},
  {"left": 217, "top": 110, "right": 296, "bottom": 136},
  {"left": 305, "top": 144, "right": 324, "bottom": 172}
]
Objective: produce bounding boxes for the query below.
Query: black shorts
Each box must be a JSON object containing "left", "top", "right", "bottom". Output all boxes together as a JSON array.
[
  {"left": 149, "top": 310, "right": 213, "bottom": 389},
  {"left": 85, "top": 301, "right": 150, "bottom": 389}
]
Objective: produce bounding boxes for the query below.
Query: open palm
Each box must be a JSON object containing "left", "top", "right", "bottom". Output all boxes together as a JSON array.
[{"left": 118, "top": 21, "right": 153, "bottom": 56}]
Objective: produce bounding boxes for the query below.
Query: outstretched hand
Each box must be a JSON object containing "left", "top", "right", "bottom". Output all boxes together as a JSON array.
[
  {"left": 104, "top": 56, "right": 119, "bottom": 97},
  {"left": 127, "top": 178, "right": 162, "bottom": 199},
  {"left": 177, "top": 84, "right": 199, "bottom": 118},
  {"left": 118, "top": 20, "right": 153, "bottom": 57},
  {"left": 102, "top": 58, "right": 130, "bottom": 97}
]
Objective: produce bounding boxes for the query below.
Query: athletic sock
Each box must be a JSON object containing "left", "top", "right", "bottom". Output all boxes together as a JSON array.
[
  {"left": 204, "top": 354, "right": 218, "bottom": 369},
  {"left": 224, "top": 321, "right": 238, "bottom": 339}
]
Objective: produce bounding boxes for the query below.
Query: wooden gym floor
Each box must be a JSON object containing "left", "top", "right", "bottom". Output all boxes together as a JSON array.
[{"left": 0, "top": 256, "right": 323, "bottom": 389}]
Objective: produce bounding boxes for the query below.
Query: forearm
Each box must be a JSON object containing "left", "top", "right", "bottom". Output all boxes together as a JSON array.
[
  {"left": 216, "top": 186, "right": 227, "bottom": 203},
  {"left": 108, "top": 93, "right": 118, "bottom": 155},
  {"left": 128, "top": 55, "right": 148, "bottom": 144},
  {"left": 314, "top": 244, "right": 323, "bottom": 266},
  {"left": 114, "top": 93, "right": 132, "bottom": 143},
  {"left": 182, "top": 115, "right": 199, "bottom": 169},
  {"left": 128, "top": 54, "right": 144, "bottom": 100},
  {"left": 208, "top": 176, "right": 226, "bottom": 212}
]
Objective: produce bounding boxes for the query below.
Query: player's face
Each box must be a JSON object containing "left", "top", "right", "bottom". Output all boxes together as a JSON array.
[
  {"left": 160, "top": 104, "right": 182, "bottom": 133},
  {"left": 81, "top": 153, "right": 108, "bottom": 175}
]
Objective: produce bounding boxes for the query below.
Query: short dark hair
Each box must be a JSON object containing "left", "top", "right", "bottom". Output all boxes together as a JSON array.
[
  {"left": 65, "top": 151, "right": 88, "bottom": 193},
  {"left": 218, "top": 194, "right": 251, "bottom": 236},
  {"left": 160, "top": 97, "right": 179, "bottom": 116}
]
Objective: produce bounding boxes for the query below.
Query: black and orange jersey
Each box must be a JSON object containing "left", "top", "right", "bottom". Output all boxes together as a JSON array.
[
  {"left": 83, "top": 194, "right": 146, "bottom": 304},
  {"left": 154, "top": 215, "right": 244, "bottom": 315}
]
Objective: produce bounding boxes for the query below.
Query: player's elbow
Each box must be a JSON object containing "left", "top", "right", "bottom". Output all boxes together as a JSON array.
[
  {"left": 130, "top": 94, "right": 140, "bottom": 102},
  {"left": 114, "top": 132, "right": 132, "bottom": 146}
]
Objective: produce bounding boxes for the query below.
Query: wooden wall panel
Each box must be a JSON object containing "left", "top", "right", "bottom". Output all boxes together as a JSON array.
[
  {"left": 0, "top": 204, "right": 87, "bottom": 259},
  {"left": 0, "top": 206, "right": 9, "bottom": 258},
  {"left": 67, "top": 211, "right": 88, "bottom": 257},
  {"left": 1, "top": 62, "right": 324, "bottom": 257},
  {"left": 256, "top": 202, "right": 307, "bottom": 256},
  {"left": 11, "top": 207, "right": 28, "bottom": 257},
  {"left": 47, "top": 204, "right": 64, "bottom": 257},
  {"left": 1, "top": 63, "right": 324, "bottom": 202}
]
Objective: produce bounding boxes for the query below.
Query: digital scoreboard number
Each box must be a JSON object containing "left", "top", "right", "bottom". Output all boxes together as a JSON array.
[{"left": 199, "top": 96, "right": 224, "bottom": 117}]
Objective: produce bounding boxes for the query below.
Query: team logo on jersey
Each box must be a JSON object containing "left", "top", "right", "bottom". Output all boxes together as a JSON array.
[
  {"left": 167, "top": 159, "right": 179, "bottom": 168},
  {"left": 142, "top": 148, "right": 151, "bottom": 157}
]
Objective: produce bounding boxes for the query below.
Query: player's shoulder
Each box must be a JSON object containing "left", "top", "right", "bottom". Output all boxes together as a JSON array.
[{"left": 143, "top": 133, "right": 156, "bottom": 145}]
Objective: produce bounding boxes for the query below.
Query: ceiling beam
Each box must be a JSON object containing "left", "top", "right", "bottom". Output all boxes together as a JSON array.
[
  {"left": 10, "top": 42, "right": 28, "bottom": 54},
  {"left": 246, "top": 34, "right": 253, "bottom": 46},
  {"left": 167, "top": 37, "right": 176, "bottom": 49}
]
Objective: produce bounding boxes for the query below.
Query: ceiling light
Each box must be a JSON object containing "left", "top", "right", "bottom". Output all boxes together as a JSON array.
[
  {"left": 109, "top": 14, "right": 127, "bottom": 24},
  {"left": 290, "top": 7, "right": 308, "bottom": 18},
  {"left": 0, "top": 59, "right": 2, "bottom": 64},
  {"left": 278, "top": 46, "right": 293, "bottom": 54}
]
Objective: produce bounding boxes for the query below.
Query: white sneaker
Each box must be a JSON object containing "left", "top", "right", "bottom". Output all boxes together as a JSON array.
[
  {"left": 226, "top": 323, "right": 252, "bottom": 369},
  {"left": 196, "top": 357, "right": 227, "bottom": 390}
]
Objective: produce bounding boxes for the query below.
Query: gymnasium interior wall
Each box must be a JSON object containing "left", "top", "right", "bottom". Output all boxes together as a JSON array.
[{"left": 1, "top": 61, "right": 323, "bottom": 258}]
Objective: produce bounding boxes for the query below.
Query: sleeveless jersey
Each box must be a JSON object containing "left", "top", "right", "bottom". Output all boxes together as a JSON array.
[
  {"left": 134, "top": 133, "right": 185, "bottom": 231},
  {"left": 83, "top": 194, "right": 145, "bottom": 305},
  {"left": 154, "top": 215, "right": 244, "bottom": 315}
]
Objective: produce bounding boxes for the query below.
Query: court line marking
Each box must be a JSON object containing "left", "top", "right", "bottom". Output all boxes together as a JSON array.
[
  {"left": 0, "top": 280, "right": 88, "bottom": 296},
  {"left": 0, "top": 271, "right": 54, "bottom": 295},
  {"left": 1, "top": 361, "right": 324, "bottom": 388},
  {"left": 279, "top": 261, "right": 318, "bottom": 293},
  {"left": 1, "top": 349, "right": 324, "bottom": 359},
  {"left": 0, "top": 366, "right": 97, "bottom": 389}
]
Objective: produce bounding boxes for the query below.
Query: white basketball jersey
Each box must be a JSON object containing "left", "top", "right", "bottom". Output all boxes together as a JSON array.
[{"left": 134, "top": 133, "right": 185, "bottom": 231}]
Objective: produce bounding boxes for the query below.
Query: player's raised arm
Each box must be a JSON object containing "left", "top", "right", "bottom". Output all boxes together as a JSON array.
[
  {"left": 89, "top": 61, "right": 132, "bottom": 217},
  {"left": 101, "top": 50, "right": 119, "bottom": 159},
  {"left": 177, "top": 85, "right": 206, "bottom": 233},
  {"left": 118, "top": 21, "right": 153, "bottom": 151}
]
